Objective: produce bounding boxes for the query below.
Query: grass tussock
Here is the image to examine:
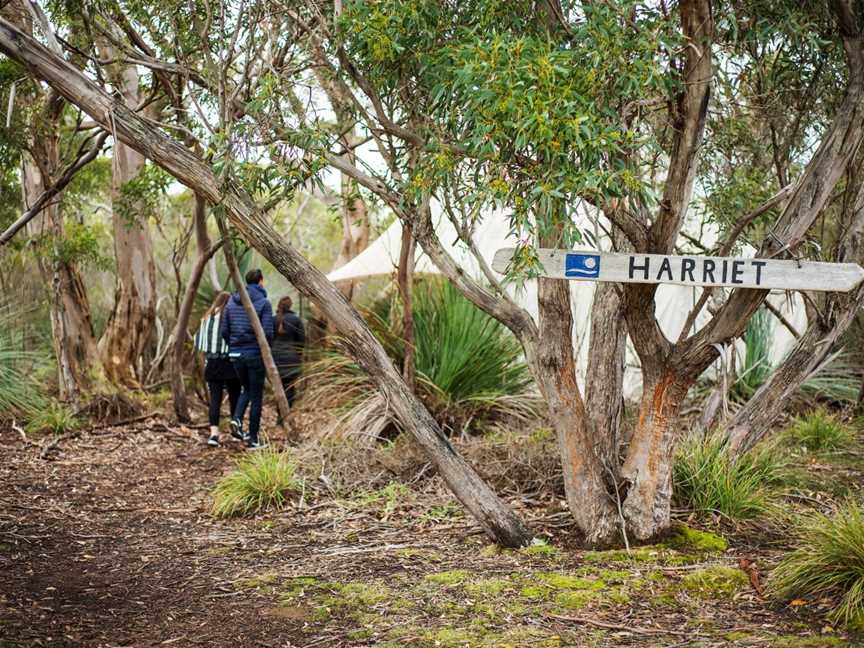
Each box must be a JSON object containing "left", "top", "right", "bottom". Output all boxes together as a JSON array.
[
  {"left": 673, "top": 433, "right": 784, "bottom": 520},
  {"left": 211, "top": 448, "right": 301, "bottom": 518},
  {"left": 786, "top": 409, "right": 852, "bottom": 452},
  {"left": 25, "top": 401, "right": 79, "bottom": 435},
  {"left": 769, "top": 500, "right": 864, "bottom": 628},
  {"left": 303, "top": 280, "right": 541, "bottom": 440},
  {"left": 0, "top": 305, "right": 46, "bottom": 417}
]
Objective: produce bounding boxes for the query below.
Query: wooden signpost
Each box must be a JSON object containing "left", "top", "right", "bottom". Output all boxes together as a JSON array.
[{"left": 492, "top": 248, "right": 864, "bottom": 293}]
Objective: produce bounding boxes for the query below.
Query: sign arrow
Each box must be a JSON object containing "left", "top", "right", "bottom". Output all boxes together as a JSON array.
[{"left": 492, "top": 248, "right": 864, "bottom": 293}]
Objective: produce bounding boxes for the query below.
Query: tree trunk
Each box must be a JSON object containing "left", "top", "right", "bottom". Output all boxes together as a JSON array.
[
  {"left": 620, "top": 369, "right": 689, "bottom": 540},
  {"left": 7, "top": 3, "right": 99, "bottom": 403},
  {"left": 397, "top": 223, "right": 416, "bottom": 392},
  {"left": 330, "top": 127, "right": 369, "bottom": 302},
  {"left": 585, "top": 281, "right": 627, "bottom": 471},
  {"left": 218, "top": 219, "right": 294, "bottom": 439},
  {"left": 0, "top": 18, "right": 533, "bottom": 546},
  {"left": 98, "top": 57, "right": 157, "bottom": 388},
  {"left": 171, "top": 236, "right": 224, "bottom": 421},
  {"left": 22, "top": 148, "right": 101, "bottom": 403},
  {"left": 726, "top": 176, "right": 864, "bottom": 455},
  {"left": 531, "top": 268, "right": 619, "bottom": 546},
  {"left": 725, "top": 290, "right": 864, "bottom": 456}
]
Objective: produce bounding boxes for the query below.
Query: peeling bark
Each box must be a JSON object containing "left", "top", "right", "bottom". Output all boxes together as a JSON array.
[
  {"left": 97, "top": 57, "right": 157, "bottom": 388},
  {"left": 620, "top": 370, "right": 688, "bottom": 540}
]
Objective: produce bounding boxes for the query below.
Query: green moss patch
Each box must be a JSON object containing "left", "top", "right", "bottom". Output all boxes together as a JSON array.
[
  {"left": 522, "top": 539, "right": 561, "bottom": 559},
  {"left": 537, "top": 573, "right": 605, "bottom": 591},
  {"left": 555, "top": 590, "right": 600, "bottom": 610},
  {"left": 679, "top": 566, "right": 749, "bottom": 599},
  {"left": 464, "top": 578, "right": 513, "bottom": 596},
  {"left": 665, "top": 525, "right": 728, "bottom": 553},
  {"left": 426, "top": 570, "right": 470, "bottom": 586}
]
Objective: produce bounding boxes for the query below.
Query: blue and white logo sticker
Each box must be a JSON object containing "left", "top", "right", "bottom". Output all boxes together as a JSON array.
[{"left": 565, "top": 253, "right": 601, "bottom": 278}]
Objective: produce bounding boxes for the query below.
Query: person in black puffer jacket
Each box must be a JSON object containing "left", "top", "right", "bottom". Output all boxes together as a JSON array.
[
  {"left": 195, "top": 291, "right": 241, "bottom": 447},
  {"left": 272, "top": 296, "right": 305, "bottom": 415}
]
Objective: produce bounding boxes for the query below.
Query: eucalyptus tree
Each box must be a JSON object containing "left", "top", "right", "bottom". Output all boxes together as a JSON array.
[
  {"left": 0, "top": 0, "right": 107, "bottom": 402},
  {"left": 276, "top": 0, "right": 864, "bottom": 543}
]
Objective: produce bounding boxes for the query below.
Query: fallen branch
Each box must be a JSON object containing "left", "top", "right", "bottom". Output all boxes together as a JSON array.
[{"left": 546, "top": 613, "right": 708, "bottom": 638}]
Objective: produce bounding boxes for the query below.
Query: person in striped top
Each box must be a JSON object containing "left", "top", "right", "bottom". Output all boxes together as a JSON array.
[{"left": 195, "top": 292, "right": 241, "bottom": 447}]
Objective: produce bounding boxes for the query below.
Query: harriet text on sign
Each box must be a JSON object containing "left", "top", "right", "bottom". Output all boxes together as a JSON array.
[{"left": 491, "top": 248, "right": 864, "bottom": 293}]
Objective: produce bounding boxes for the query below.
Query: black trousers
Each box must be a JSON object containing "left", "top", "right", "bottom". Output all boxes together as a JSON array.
[{"left": 207, "top": 378, "right": 241, "bottom": 427}]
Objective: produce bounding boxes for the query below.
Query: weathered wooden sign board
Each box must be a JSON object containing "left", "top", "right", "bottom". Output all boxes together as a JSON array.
[{"left": 491, "top": 248, "right": 864, "bottom": 293}]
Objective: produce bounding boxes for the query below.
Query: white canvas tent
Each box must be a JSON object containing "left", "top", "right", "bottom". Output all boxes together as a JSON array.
[{"left": 327, "top": 209, "right": 806, "bottom": 399}]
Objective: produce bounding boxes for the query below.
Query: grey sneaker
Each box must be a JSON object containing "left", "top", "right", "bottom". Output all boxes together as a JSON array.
[
  {"left": 246, "top": 440, "right": 269, "bottom": 450},
  {"left": 229, "top": 419, "right": 246, "bottom": 442}
]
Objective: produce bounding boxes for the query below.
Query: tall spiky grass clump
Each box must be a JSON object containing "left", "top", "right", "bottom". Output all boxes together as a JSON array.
[
  {"left": 786, "top": 408, "right": 851, "bottom": 452},
  {"left": 211, "top": 448, "right": 301, "bottom": 518},
  {"left": 0, "top": 304, "right": 46, "bottom": 417},
  {"left": 731, "top": 307, "right": 773, "bottom": 402},
  {"left": 673, "top": 433, "right": 784, "bottom": 520},
  {"left": 304, "top": 280, "right": 540, "bottom": 438},
  {"left": 769, "top": 500, "right": 864, "bottom": 628}
]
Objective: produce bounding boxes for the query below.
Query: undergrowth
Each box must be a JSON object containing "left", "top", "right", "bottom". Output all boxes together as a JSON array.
[
  {"left": 673, "top": 433, "right": 784, "bottom": 520},
  {"left": 786, "top": 409, "right": 852, "bottom": 452},
  {"left": 25, "top": 401, "right": 78, "bottom": 435},
  {"left": 303, "top": 279, "right": 540, "bottom": 440},
  {"left": 0, "top": 304, "right": 46, "bottom": 417},
  {"left": 769, "top": 500, "right": 864, "bottom": 629},
  {"left": 211, "top": 447, "right": 301, "bottom": 518}
]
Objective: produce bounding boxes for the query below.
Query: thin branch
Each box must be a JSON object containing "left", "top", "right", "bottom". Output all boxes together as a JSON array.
[{"left": 0, "top": 130, "right": 109, "bottom": 246}]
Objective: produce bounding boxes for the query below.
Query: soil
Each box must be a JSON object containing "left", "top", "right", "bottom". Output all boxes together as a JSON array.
[{"left": 0, "top": 415, "right": 861, "bottom": 647}]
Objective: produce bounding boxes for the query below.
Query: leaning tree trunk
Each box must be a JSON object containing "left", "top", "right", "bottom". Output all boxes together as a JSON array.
[
  {"left": 0, "top": 20, "right": 532, "bottom": 545},
  {"left": 171, "top": 230, "right": 224, "bottom": 420},
  {"left": 98, "top": 57, "right": 157, "bottom": 387},
  {"left": 725, "top": 290, "right": 864, "bottom": 456},
  {"left": 217, "top": 219, "right": 295, "bottom": 440},
  {"left": 619, "top": 367, "right": 690, "bottom": 540},
  {"left": 329, "top": 124, "right": 369, "bottom": 302}
]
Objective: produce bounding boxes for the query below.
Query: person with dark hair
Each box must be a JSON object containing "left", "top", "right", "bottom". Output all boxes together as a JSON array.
[
  {"left": 219, "top": 268, "right": 273, "bottom": 449},
  {"left": 195, "top": 291, "right": 241, "bottom": 447},
  {"left": 273, "top": 295, "right": 305, "bottom": 415}
]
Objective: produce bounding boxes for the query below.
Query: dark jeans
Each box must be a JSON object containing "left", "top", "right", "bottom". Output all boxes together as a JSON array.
[
  {"left": 207, "top": 379, "right": 241, "bottom": 427},
  {"left": 231, "top": 355, "right": 266, "bottom": 443}
]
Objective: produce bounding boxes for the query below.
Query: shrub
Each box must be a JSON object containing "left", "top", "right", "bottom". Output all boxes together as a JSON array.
[
  {"left": 769, "top": 500, "right": 864, "bottom": 628},
  {"left": 673, "top": 433, "right": 783, "bottom": 520},
  {"left": 786, "top": 409, "right": 851, "bottom": 452},
  {"left": 25, "top": 401, "right": 79, "bottom": 435},
  {"left": 211, "top": 448, "right": 301, "bottom": 518},
  {"left": 304, "top": 279, "right": 540, "bottom": 439}
]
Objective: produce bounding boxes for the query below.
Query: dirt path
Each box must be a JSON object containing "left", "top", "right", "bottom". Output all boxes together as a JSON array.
[{"left": 0, "top": 420, "right": 859, "bottom": 647}]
